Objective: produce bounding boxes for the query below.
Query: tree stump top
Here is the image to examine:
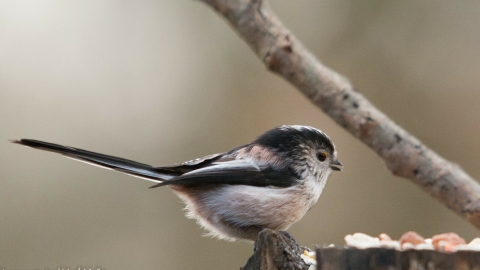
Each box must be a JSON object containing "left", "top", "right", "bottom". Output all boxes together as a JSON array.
[{"left": 242, "top": 229, "right": 480, "bottom": 270}]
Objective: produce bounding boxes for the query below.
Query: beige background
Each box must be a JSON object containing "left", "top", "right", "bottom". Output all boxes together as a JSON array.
[{"left": 1, "top": 0, "right": 480, "bottom": 269}]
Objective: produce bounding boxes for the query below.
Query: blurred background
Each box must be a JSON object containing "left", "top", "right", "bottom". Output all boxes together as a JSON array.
[{"left": 1, "top": 0, "right": 480, "bottom": 269}]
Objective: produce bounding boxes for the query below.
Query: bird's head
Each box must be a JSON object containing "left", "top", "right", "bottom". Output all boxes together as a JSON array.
[{"left": 255, "top": 125, "right": 342, "bottom": 178}]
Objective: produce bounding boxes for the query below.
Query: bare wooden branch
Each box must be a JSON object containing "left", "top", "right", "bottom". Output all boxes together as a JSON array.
[{"left": 200, "top": 0, "right": 480, "bottom": 228}]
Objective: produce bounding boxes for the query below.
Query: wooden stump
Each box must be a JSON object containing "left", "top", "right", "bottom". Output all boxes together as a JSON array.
[
  {"left": 241, "top": 229, "right": 310, "bottom": 270},
  {"left": 241, "top": 229, "right": 480, "bottom": 270},
  {"left": 316, "top": 247, "right": 480, "bottom": 270}
]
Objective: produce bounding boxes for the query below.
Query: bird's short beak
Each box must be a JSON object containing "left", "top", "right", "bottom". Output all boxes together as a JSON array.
[{"left": 330, "top": 159, "right": 342, "bottom": 171}]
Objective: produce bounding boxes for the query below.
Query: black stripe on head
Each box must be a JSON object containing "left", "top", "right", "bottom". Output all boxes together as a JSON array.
[{"left": 255, "top": 125, "right": 335, "bottom": 154}]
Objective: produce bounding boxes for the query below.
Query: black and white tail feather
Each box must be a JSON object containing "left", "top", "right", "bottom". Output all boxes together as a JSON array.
[{"left": 11, "top": 139, "right": 179, "bottom": 183}]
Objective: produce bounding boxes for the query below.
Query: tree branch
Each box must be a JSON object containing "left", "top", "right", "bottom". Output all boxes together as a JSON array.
[{"left": 200, "top": 0, "right": 480, "bottom": 229}]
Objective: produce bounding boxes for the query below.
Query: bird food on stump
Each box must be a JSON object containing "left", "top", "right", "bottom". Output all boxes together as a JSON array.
[{"left": 242, "top": 229, "right": 480, "bottom": 270}]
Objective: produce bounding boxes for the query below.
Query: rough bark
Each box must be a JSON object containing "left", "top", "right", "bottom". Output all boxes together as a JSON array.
[
  {"left": 316, "top": 247, "right": 480, "bottom": 270},
  {"left": 242, "top": 230, "right": 480, "bottom": 270},
  {"left": 242, "top": 229, "right": 310, "bottom": 270},
  {"left": 199, "top": 0, "right": 480, "bottom": 229}
]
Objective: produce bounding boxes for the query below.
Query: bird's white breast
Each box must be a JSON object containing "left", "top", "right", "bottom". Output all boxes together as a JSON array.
[{"left": 171, "top": 172, "right": 328, "bottom": 241}]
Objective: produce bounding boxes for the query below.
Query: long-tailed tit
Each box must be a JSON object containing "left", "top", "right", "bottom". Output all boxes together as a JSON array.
[{"left": 12, "top": 125, "right": 341, "bottom": 241}]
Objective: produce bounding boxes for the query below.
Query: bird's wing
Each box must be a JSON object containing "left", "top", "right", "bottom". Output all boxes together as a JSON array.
[
  {"left": 153, "top": 153, "right": 225, "bottom": 174},
  {"left": 11, "top": 139, "right": 176, "bottom": 183},
  {"left": 149, "top": 158, "right": 298, "bottom": 189}
]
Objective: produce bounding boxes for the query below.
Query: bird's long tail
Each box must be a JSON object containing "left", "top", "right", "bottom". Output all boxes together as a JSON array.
[{"left": 11, "top": 139, "right": 176, "bottom": 183}]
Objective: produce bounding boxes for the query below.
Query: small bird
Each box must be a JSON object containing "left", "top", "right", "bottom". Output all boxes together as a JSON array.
[{"left": 12, "top": 125, "right": 341, "bottom": 242}]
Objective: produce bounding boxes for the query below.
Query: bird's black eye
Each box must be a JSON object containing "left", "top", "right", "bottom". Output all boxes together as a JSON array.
[{"left": 317, "top": 152, "right": 327, "bottom": 162}]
